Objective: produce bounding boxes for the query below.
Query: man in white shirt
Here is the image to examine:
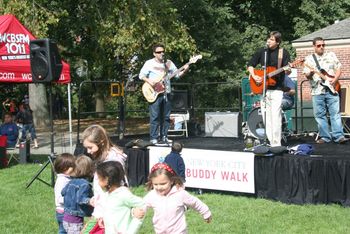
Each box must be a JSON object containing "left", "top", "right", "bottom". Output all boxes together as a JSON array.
[{"left": 139, "top": 44, "right": 189, "bottom": 144}]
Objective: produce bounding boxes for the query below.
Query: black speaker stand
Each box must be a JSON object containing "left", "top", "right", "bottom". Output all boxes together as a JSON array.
[{"left": 26, "top": 84, "right": 56, "bottom": 188}]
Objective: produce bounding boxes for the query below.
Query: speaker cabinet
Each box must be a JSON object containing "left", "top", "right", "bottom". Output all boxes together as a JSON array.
[
  {"left": 171, "top": 90, "right": 188, "bottom": 111},
  {"left": 205, "top": 112, "right": 242, "bottom": 137},
  {"left": 30, "top": 39, "right": 63, "bottom": 83}
]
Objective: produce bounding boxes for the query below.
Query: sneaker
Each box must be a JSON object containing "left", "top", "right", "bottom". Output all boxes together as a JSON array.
[
  {"left": 316, "top": 139, "right": 327, "bottom": 144},
  {"left": 150, "top": 139, "right": 158, "bottom": 145},
  {"left": 337, "top": 137, "right": 349, "bottom": 144},
  {"left": 162, "top": 137, "right": 172, "bottom": 144}
]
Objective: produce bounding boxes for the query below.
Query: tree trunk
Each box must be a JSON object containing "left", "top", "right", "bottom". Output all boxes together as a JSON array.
[
  {"left": 95, "top": 90, "right": 105, "bottom": 118},
  {"left": 29, "top": 83, "right": 50, "bottom": 128}
]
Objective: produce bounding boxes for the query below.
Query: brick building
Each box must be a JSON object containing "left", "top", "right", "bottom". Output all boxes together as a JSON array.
[{"left": 292, "top": 18, "right": 350, "bottom": 101}]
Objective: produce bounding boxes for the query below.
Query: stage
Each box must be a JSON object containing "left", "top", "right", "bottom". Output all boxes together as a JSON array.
[{"left": 114, "top": 134, "right": 350, "bottom": 206}]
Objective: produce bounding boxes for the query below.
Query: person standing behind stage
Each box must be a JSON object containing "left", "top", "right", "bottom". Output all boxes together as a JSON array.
[
  {"left": 247, "top": 31, "right": 291, "bottom": 146},
  {"left": 139, "top": 43, "right": 189, "bottom": 145},
  {"left": 164, "top": 141, "right": 186, "bottom": 182},
  {"left": 303, "top": 37, "right": 348, "bottom": 144}
]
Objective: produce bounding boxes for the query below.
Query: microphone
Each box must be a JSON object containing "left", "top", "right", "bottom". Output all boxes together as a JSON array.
[{"left": 265, "top": 43, "right": 269, "bottom": 49}]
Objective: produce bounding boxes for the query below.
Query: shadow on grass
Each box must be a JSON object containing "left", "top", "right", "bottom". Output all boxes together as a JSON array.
[{"left": 3, "top": 154, "right": 52, "bottom": 168}]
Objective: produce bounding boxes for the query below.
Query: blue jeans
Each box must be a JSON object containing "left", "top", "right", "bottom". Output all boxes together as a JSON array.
[
  {"left": 21, "top": 123, "right": 37, "bottom": 141},
  {"left": 281, "top": 98, "right": 294, "bottom": 111},
  {"left": 312, "top": 92, "right": 344, "bottom": 142},
  {"left": 56, "top": 211, "right": 66, "bottom": 234},
  {"left": 149, "top": 94, "right": 172, "bottom": 140}
]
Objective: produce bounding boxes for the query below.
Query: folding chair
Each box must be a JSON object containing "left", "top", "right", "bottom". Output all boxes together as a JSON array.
[
  {"left": 168, "top": 111, "right": 190, "bottom": 138},
  {"left": 7, "top": 146, "right": 19, "bottom": 165}
]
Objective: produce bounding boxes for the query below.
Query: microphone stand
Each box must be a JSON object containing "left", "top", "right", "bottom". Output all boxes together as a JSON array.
[
  {"left": 261, "top": 46, "right": 268, "bottom": 145},
  {"left": 160, "top": 56, "right": 169, "bottom": 144}
]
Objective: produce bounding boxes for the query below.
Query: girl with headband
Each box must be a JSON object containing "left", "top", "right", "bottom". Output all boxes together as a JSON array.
[{"left": 143, "top": 163, "right": 212, "bottom": 233}]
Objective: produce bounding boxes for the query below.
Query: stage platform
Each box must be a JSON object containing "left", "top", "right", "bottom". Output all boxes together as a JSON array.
[
  {"left": 114, "top": 135, "right": 350, "bottom": 206},
  {"left": 115, "top": 134, "right": 349, "bottom": 157}
]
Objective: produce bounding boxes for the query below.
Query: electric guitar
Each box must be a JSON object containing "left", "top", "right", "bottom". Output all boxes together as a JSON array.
[
  {"left": 249, "top": 58, "right": 304, "bottom": 95},
  {"left": 142, "top": 55, "right": 202, "bottom": 103},
  {"left": 303, "top": 63, "right": 340, "bottom": 95}
]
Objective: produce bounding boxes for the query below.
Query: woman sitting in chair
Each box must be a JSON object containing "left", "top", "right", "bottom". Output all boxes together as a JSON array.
[{"left": 0, "top": 112, "right": 18, "bottom": 148}]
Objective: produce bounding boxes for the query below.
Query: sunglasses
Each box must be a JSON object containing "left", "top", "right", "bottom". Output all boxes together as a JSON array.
[
  {"left": 155, "top": 51, "right": 165, "bottom": 54},
  {"left": 316, "top": 44, "right": 325, "bottom": 48}
]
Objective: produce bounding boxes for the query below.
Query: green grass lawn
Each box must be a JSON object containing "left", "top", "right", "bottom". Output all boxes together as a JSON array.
[{"left": 1, "top": 163, "right": 350, "bottom": 234}]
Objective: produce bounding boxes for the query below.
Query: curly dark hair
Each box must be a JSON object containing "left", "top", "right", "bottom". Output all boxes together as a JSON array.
[{"left": 96, "top": 161, "right": 125, "bottom": 190}]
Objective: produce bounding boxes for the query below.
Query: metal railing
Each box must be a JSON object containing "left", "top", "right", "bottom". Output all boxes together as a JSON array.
[{"left": 76, "top": 80, "right": 242, "bottom": 142}]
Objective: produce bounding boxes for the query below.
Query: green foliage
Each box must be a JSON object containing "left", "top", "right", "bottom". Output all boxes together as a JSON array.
[
  {"left": 1, "top": 0, "right": 350, "bottom": 114},
  {"left": 294, "top": 0, "right": 350, "bottom": 38}
]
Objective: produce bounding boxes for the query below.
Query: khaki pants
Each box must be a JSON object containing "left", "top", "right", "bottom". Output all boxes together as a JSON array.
[{"left": 261, "top": 89, "right": 283, "bottom": 146}]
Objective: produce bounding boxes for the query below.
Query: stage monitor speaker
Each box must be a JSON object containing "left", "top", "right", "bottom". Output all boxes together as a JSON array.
[
  {"left": 340, "top": 86, "right": 350, "bottom": 116},
  {"left": 171, "top": 90, "right": 188, "bottom": 111},
  {"left": 30, "top": 38, "right": 63, "bottom": 83},
  {"left": 205, "top": 112, "right": 242, "bottom": 138}
]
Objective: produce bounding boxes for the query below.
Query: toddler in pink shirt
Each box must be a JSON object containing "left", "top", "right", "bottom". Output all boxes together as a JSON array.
[{"left": 144, "top": 163, "right": 212, "bottom": 234}]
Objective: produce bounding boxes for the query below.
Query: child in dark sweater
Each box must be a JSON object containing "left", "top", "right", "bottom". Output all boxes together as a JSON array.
[{"left": 164, "top": 141, "right": 186, "bottom": 182}]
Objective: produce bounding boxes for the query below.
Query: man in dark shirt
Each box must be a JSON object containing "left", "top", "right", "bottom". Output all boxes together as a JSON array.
[
  {"left": 247, "top": 31, "right": 291, "bottom": 146},
  {"left": 16, "top": 103, "right": 39, "bottom": 148}
]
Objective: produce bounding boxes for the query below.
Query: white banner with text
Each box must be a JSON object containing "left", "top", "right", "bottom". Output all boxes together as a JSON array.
[{"left": 149, "top": 147, "right": 255, "bottom": 193}]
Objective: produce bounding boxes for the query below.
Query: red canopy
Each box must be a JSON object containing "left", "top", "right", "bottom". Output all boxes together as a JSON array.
[{"left": 0, "top": 14, "right": 70, "bottom": 84}]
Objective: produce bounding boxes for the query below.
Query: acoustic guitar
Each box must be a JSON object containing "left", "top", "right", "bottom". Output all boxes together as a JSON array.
[
  {"left": 142, "top": 55, "right": 202, "bottom": 103},
  {"left": 249, "top": 59, "right": 304, "bottom": 95},
  {"left": 303, "top": 63, "right": 340, "bottom": 95}
]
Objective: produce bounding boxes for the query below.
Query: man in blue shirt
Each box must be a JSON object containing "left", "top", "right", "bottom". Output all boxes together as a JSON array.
[
  {"left": 281, "top": 76, "right": 296, "bottom": 111},
  {"left": 0, "top": 112, "right": 18, "bottom": 148}
]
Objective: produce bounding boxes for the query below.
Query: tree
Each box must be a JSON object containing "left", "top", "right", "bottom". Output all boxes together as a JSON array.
[
  {"left": 46, "top": 0, "right": 197, "bottom": 115},
  {"left": 293, "top": 0, "right": 350, "bottom": 38}
]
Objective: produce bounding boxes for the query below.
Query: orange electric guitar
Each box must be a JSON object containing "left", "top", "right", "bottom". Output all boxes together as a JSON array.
[{"left": 249, "top": 59, "right": 304, "bottom": 94}]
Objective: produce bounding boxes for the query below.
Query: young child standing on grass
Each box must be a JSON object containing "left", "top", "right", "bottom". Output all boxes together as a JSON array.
[
  {"left": 164, "top": 141, "right": 186, "bottom": 182},
  {"left": 144, "top": 163, "right": 212, "bottom": 234},
  {"left": 54, "top": 153, "right": 76, "bottom": 234},
  {"left": 62, "top": 155, "right": 94, "bottom": 234},
  {"left": 81, "top": 124, "right": 128, "bottom": 231},
  {"left": 95, "top": 161, "right": 144, "bottom": 234}
]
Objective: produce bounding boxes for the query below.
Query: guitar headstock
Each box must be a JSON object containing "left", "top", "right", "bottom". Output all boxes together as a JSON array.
[
  {"left": 189, "top": 55, "right": 203, "bottom": 64},
  {"left": 290, "top": 58, "right": 305, "bottom": 68}
]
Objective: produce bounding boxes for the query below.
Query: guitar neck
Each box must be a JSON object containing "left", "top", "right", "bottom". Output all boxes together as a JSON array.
[
  {"left": 267, "top": 65, "right": 289, "bottom": 78},
  {"left": 167, "top": 62, "right": 191, "bottom": 80}
]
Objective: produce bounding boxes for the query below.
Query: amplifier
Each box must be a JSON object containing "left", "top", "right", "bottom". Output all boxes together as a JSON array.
[
  {"left": 340, "top": 86, "right": 350, "bottom": 116},
  {"left": 205, "top": 112, "right": 242, "bottom": 137}
]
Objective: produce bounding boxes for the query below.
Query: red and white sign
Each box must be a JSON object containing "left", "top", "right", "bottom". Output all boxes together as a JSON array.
[
  {"left": 149, "top": 147, "right": 255, "bottom": 194},
  {"left": 0, "top": 14, "right": 70, "bottom": 83}
]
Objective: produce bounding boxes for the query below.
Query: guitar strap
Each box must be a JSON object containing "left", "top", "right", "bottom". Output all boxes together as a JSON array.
[
  {"left": 163, "top": 60, "right": 170, "bottom": 101},
  {"left": 277, "top": 48, "right": 283, "bottom": 69},
  {"left": 312, "top": 54, "right": 322, "bottom": 70}
]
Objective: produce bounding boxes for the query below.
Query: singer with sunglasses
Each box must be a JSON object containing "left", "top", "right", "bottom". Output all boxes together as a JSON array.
[
  {"left": 247, "top": 31, "right": 291, "bottom": 146},
  {"left": 303, "top": 37, "right": 348, "bottom": 144},
  {"left": 139, "top": 43, "right": 189, "bottom": 145}
]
